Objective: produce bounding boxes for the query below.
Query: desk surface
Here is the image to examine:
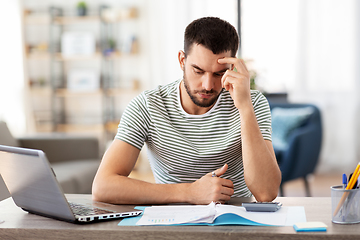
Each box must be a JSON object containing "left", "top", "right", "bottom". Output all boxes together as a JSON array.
[{"left": 0, "top": 195, "right": 359, "bottom": 240}]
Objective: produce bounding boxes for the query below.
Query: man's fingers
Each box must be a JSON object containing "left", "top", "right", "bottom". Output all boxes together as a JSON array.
[
  {"left": 216, "top": 185, "right": 234, "bottom": 202},
  {"left": 214, "top": 163, "right": 228, "bottom": 177},
  {"left": 208, "top": 164, "right": 227, "bottom": 177},
  {"left": 221, "top": 178, "right": 234, "bottom": 189},
  {"left": 222, "top": 73, "right": 238, "bottom": 90},
  {"left": 208, "top": 183, "right": 234, "bottom": 203},
  {"left": 221, "top": 69, "right": 249, "bottom": 89},
  {"left": 221, "top": 187, "right": 234, "bottom": 198},
  {"left": 240, "top": 59, "right": 249, "bottom": 72},
  {"left": 218, "top": 57, "right": 248, "bottom": 74}
]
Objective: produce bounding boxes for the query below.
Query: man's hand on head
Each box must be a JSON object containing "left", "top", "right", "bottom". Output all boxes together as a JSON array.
[
  {"left": 186, "top": 164, "right": 234, "bottom": 204},
  {"left": 218, "top": 57, "right": 252, "bottom": 110}
]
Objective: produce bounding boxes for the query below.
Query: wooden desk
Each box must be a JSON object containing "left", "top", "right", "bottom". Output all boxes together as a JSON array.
[{"left": 0, "top": 195, "right": 359, "bottom": 240}]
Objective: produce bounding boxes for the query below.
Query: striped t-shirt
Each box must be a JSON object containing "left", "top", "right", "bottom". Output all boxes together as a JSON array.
[{"left": 116, "top": 79, "right": 272, "bottom": 197}]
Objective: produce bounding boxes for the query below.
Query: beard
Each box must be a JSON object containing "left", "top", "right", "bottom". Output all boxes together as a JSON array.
[{"left": 183, "top": 72, "right": 222, "bottom": 108}]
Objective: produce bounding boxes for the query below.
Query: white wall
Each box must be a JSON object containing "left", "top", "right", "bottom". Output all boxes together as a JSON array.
[
  {"left": 241, "top": 0, "right": 360, "bottom": 173},
  {"left": 144, "top": 0, "right": 238, "bottom": 88},
  {"left": 0, "top": 1, "right": 27, "bottom": 135}
]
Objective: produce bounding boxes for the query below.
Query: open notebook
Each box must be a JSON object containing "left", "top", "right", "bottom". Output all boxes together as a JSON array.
[{"left": 119, "top": 201, "right": 307, "bottom": 226}]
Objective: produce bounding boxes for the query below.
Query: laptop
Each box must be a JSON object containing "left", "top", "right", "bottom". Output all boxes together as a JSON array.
[{"left": 0, "top": 145, "right": 142, "bottom": 223}]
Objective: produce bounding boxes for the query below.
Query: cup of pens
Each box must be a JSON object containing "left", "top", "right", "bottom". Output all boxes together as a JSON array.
[{"left": 331, "top": 185, "right": 360, "bottom": 224}]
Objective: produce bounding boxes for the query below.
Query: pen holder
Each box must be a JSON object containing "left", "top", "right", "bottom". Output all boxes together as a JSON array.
[{"left": 331, "top": 185, "right": 360, "bottom": 224}]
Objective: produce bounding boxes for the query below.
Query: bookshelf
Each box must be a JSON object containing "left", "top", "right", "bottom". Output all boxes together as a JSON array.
[{"left": 23, "top": 5, "right": 141, "bottom": 146}]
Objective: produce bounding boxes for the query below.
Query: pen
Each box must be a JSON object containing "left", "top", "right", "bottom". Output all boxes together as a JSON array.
[
  {"left": 333, "top": 162, "right": 360, "bottom": 216},
  {"left": 342, "top": 173, "right": 347, "bottom": 189}
]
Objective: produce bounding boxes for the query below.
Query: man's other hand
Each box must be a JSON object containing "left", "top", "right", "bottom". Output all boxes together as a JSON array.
[{"left": 186, "top": 164, "right": 234, "bottom": 204}]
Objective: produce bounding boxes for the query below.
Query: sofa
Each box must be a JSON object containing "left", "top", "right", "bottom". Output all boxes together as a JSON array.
[
  {"left": 0, "top": 121, "right": 101, "bottom": 201},
  {"left": 269, "top": 103, "right": 322, "bottom": 197}
]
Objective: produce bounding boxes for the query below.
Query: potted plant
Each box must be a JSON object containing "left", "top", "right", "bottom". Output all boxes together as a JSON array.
[{"left": 77, "top": 2, "right": 87, "bottom": 16}]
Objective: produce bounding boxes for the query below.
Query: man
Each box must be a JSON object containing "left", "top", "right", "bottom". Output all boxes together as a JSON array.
[{"left": 92, "top": 17, "right": 281, "bottom": 205}]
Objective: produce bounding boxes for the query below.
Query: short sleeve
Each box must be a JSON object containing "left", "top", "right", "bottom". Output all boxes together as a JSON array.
[
  {"left": 251, "top": 91, "right": 272, "bottom": 141},
  {"left": 115, "top": 93, "right": 150, "bottom": 150}
]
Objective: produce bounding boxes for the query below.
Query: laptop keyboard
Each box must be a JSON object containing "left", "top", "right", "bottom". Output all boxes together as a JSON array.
[{"left": 68, "top": 202, "right": 115, "bottom": 216}]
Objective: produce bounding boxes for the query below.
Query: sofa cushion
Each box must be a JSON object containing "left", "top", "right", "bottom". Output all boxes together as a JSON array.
[
  {"left": 0, "top": 121, "right": 19, "bottom": 147},
  {"left": 51, "top": 159, "right": 100, "bottom": 194},
  {"left": 271, "top": 107, "right": 314, "bottom": 150}
]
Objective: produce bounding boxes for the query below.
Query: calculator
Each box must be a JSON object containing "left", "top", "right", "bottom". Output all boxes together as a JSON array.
[{"left": 242, "top": 202, "right": 282, "bottom": 212}]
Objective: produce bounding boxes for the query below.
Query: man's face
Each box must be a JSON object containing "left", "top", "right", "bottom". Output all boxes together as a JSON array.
[{"left": 180, "top": 44, "right": 232, "bottom": 109}]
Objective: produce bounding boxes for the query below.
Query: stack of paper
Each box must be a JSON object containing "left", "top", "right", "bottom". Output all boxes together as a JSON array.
[{"left": 118, "top": 202, "right": 307, "bottom": 227}]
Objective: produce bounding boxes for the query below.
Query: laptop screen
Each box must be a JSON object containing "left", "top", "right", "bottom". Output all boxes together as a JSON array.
[{"left": 0, "top": 145, "right": 75, "bottom": 221}]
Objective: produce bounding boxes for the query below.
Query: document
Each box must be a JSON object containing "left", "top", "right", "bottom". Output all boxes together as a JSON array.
[
  {"left": 136, "top": 202, "right": 217, "bottom": 225},
  {"left": 119, "top": 202, "right": 306, "bottom": 226}
]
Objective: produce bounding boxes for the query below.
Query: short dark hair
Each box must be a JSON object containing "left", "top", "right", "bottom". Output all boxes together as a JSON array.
[{"left": 184, "top": 17, "right": 239, "bottom": 57}]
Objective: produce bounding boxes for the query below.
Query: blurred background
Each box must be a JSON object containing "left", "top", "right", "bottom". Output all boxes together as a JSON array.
[{"left": 1, "top": 0, "right": 360, "bottom": 199}]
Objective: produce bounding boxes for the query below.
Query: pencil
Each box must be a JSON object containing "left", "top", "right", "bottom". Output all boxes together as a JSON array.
[{"left": 333, "top": 162, "right": 360, "bottom": 217}]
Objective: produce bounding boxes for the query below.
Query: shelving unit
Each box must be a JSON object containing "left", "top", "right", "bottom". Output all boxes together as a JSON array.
[{"left": 23, "top": 5, "right": 141, "bottom": 146}]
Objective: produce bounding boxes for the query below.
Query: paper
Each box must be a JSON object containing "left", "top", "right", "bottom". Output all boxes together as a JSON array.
[
  {"left": 136, "top": 202, "right": 216, "bottom": 225},
  {"left": 119, "top": 202, "right": 307, "bottom": 227}
]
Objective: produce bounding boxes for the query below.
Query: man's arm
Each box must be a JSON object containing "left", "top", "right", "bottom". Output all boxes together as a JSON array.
[
  {"left": 218, "top": 57, "right": 281, "bottom": 202},
  {"left": 92, "top": 139, "right": 234, "bottom": 204},
  {"left": 238, "top": 107, "right": 281, "bottom": 202}
]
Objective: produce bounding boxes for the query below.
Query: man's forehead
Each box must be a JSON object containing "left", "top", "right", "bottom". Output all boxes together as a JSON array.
[
  {"left": 190, "top": 63, "right": 229, "bottom": 73},
  {"left": 186, "top": 50, "right": 231, "bottom": 72},
  {"left": 186, "top": 44, "right": 231, "bottom": 68}
]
